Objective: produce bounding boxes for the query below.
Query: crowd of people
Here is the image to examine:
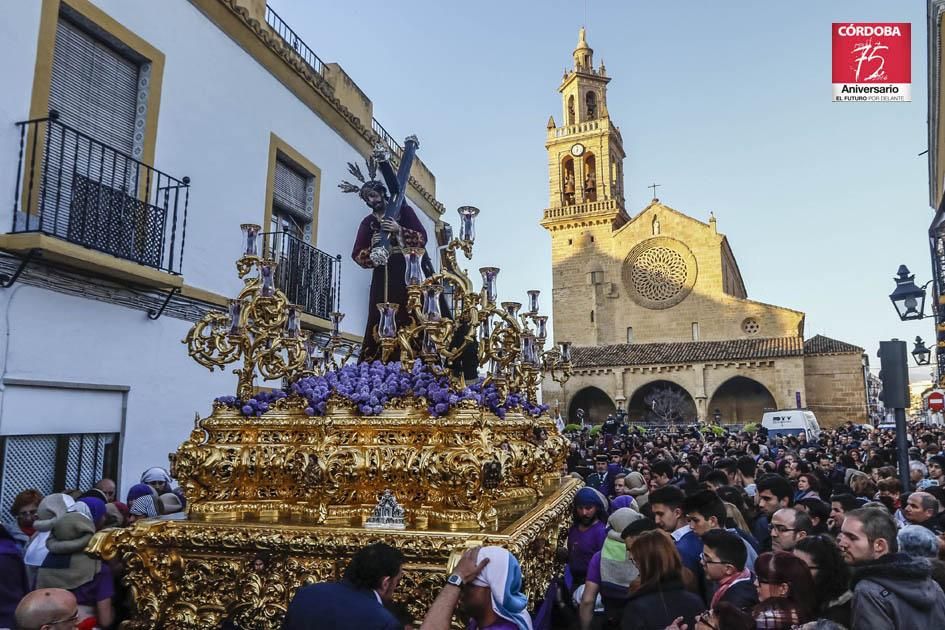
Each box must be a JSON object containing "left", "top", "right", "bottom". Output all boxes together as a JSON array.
[
  {"left": 1, "top": 467, "right": 185, "bottom": 629},
  {"left": 557, "top": 418, "right": 945, "bottom": 629},
  {"left": 6, "top": 420, "right": 945, "bottom": 629}
]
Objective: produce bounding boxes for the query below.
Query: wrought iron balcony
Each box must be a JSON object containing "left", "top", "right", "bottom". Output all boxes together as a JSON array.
[
  {"left": 262, "top": 231, "right": 340, "bottom": 320},
  {"left": 10, "top": 112, "right": 190, "bottom": 276}
]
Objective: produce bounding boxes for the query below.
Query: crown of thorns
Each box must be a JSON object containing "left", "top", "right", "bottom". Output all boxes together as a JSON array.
[{"left": 338, "top": 156, "right": 385, "bottom": 198}]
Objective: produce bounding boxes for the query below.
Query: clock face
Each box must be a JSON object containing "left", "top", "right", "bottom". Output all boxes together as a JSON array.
[{"left": 571, "top": 143, "right": 585, "bottom": 157}]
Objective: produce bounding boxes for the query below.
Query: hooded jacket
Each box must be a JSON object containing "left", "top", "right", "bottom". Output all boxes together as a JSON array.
[
  {"left": 35, "top": 512, "right": 99, "bottom": 591},
  {"left": 850, "top": 553, "right": 945, "bottom": 629}
]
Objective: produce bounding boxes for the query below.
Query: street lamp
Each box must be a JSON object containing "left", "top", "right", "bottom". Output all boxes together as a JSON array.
[
  {"left": 713, "top": 408, "right": 721, "bottom": 424},
  {"left": 912, "top": 336, "right": 932, "bottom": 366},
  {"left": 889, "top": 265, "right": 930, "bottom": 321}
]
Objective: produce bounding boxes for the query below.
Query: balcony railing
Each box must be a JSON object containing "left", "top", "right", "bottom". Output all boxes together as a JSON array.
[
  {"left": 264, "top": 5, "right": 327, "bottom": 77},
  {"left": 11, "top": 113, "right": 190, "bottom": 275},
  {"left": 263, "top": 231, "right": 339, "bottom": 320},
  {"left": 263, "top": 4, "right": 405, "bottom": 163}
]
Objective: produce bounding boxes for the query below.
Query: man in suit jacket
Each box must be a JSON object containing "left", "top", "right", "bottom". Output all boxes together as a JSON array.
[{"left": 283, "top": 542, "right": 405, "bottom": 629}]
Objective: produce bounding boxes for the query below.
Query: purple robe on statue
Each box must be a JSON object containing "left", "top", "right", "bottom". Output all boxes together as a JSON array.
[{"left": 351, "top": 201, "right": 428, "bottom": 362}]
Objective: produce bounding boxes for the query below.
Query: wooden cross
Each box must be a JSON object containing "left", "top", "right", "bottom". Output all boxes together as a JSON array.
[{"left": 648, "top": 182, "right": 661, "bottom": 199}]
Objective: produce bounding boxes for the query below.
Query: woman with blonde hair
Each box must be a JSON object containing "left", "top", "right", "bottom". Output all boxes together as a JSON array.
[{"left": 620, "top": 529, "right": 705, "bottom": 630}]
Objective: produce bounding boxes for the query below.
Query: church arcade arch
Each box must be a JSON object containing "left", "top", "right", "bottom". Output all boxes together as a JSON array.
[
  {"left": 707, "top": 376, "right": 776, "bottom": 425},
  {"left": 568, "top": 386, "right": 615, "bottom": 425},
  {"left": 627, "top": 379, "right": 697, "bottom": 425}
]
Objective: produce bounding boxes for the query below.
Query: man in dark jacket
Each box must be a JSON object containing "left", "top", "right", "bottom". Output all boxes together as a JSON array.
[
  {"left": 700, "top": 529, "right": 758, "bottom": 612},
  {"left": 838, "top": 507, "right": 945, "bottom": 629},
  {"left": 283, "top": 542, "right": 404, "bottom": 629}
]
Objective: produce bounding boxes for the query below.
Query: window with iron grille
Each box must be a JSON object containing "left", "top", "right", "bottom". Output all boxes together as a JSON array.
[{"left": 0, "top": 433, "right": 119, "bottom": 529}]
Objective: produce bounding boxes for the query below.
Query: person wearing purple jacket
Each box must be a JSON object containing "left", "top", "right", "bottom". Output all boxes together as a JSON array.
[
  {"left": 0, "top": 525, "right": 28, "bottom": 628},
  {"left": 567, "top": 487, "right": 609, "bottom": 590}
]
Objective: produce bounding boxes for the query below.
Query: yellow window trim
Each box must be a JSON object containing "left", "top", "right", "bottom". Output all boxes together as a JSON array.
[
  {"left": 24, "top": 0, "right": 166, "bottom": 214},
  {"left": 263, "top": 132, "right": 322, "bottom": 247}
]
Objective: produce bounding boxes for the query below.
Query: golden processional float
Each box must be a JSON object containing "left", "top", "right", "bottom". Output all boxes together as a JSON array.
[{"left": 89, "top": 172, "right": 579, "bottom": 628}]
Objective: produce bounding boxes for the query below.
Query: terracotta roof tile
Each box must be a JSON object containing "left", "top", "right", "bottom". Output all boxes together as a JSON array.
[
  {"left": 571, "top": 336, "right": 805, "bottom": 368},
  {"left": 803, "top": 334, "right": 864, "bottom": 355}
]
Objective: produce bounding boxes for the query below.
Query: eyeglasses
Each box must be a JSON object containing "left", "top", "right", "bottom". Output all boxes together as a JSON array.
[
  {"left": 769, "top": 524, "right": 797, "bottom": 534},
  {"left": 699, "top": 552, "right": 730, "bottom": 566}
]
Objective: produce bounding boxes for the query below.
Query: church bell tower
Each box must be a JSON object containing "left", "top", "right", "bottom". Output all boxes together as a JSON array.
[
  {"left": 541, "top": 28, "right": 630, "bottom": 347},
  {"left": 541, "top": 27, "right": 629, "bottom": 229}
]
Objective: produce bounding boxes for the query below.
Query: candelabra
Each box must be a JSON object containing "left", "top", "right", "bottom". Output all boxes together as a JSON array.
[
  {"left": 376, "top": 206, "right": 572, "bottom": 401},
  {"left": 185, "top": 224, "right": 355, "bottom": 399}
]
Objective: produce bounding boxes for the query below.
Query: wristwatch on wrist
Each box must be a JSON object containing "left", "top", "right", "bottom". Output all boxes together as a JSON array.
[{"left": 446, "top": 573, "right": 464, "bottom": 588}]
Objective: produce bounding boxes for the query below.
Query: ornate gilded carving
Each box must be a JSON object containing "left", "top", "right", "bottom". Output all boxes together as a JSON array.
[
  {"left": 92, "top": 478, "right": 580, "bottom": 629},
  {"left": 173, "top": 403, "right": 567, "bottom": 530}
]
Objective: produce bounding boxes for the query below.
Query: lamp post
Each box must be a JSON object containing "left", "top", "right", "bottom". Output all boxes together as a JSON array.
[
  {"left": 889, "top": 265, "right": 931, "bottom": 321},
  {"left": 913, "top": 336, "right": 932, "bottom": 366},
  {"left": 713, "top": 408, "right": 722, "bottom": 425}
]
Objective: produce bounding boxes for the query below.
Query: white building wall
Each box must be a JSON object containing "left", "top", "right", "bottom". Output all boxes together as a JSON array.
[{"left": 0, "top": 0, "right": 441, "bottom": 500}]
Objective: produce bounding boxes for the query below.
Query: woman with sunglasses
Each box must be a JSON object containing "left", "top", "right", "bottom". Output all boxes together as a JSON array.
[
  {"left": 751, "top": 551, "right": 816, "bottom": 629},
  {"left": 792, "top": 534, "right": 852, "bottom": 628}
]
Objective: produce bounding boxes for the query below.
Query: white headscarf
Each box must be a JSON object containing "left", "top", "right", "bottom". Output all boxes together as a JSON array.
[{"left": 471, "top": 547, "right": 533, "bottom": 630}]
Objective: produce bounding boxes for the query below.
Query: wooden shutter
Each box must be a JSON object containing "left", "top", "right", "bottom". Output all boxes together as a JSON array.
[
  {"left": 49, "top": 17, "right": 139, "bottom": 155},
  {"left": 273, "top": 158, "right": 311, "bottom": 224}
]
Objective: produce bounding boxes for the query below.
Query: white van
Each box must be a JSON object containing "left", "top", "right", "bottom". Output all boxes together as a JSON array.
[{"left": 761, "top": 410, "right": 821, "bottom": 443}]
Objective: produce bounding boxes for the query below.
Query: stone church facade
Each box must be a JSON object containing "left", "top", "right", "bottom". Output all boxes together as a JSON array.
[{"left": 541, "top": 30, "right": 866, "bottom": 428}]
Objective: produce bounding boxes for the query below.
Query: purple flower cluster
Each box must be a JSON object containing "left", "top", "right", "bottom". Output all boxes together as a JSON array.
[
  {"left": 217, "top": 360, "right": 548, "bottom": 419},
  {"left": 214, "top": 389, "right": 287, "bottom": 417}
]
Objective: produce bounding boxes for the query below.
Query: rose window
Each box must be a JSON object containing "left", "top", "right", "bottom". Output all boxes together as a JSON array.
[
  {"left": 630, "top": 247, "right": 688, "bottom": 301},
  {"left": 623, "top": 237, "right": 697, "bottom": 310},
  {"left": 742, "top": 318, "right": 760, "bottom": 334}
]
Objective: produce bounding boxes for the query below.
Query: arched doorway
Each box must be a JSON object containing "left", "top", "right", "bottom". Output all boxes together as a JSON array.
[
  {"left": 627, "top": 380, "right": 697, "bottom": 425},
  {"left": 708, "top": 377, "right": 776, "bottom": 425},
  {"left": 568, "top": 386, "right": 615, "bottom": 425}
]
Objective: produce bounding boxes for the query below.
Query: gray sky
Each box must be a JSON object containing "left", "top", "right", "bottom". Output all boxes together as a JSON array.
[{"left": 270, "top": 0, "right": 935, "bottom": 381}]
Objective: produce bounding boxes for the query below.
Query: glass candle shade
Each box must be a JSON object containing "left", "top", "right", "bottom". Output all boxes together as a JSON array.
[
  {"left": 521, "top": 334, "right": 538, "bottom": 365},
  {"left": 479, "top": 314, "right": 492, "bottom": 339},
  {"left": 305, "top": 338, "right": 320, "bottom": 370},
  {"left": 241, "top": 223, "right": 260, "bottom": 257},
  {"left": 527, "top": 289, "right": 540, "bottom": 314},
  {"left": 377, "top": 303, "right": 399, "bottom": 339},
  {"left": 404, "top": 248, "right": 425, "bottom": 287},
  {"left": 502, "top": 302, "right": 522, "bottom": 319},
  {"left": 533, "top": 315, "right": 548, "bottom": 341},
  {"left": 227, "top": 299, "right": 243, "bottom": 336},
  {"left": 260, "top": 261, "right": 276, "bottom": 297},
  {"left": 458, "top": 206, "right": 480, "bottom": 243},
  {"left": 480, "top": 267, "right": 499, "bottom": 305},
  {"left": 421, "top": 329, "right": 438, "bottom": 356},
  {"left": 329, "top": 311, "right": 345, "bottom": 337},
  {"left": 558, "top": 341, "right": 572, "bottom": 363},
  {"left": 422, "top": 286, "right": 443, "bottom": 321},
  {"left": 285, "top": 306, "right": 300, "bottom": 338}
]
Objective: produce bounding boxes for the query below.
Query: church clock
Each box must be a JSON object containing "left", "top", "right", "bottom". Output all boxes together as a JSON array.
[{"left": 570, "top": 143, "right": 585, "bottom": 157}]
